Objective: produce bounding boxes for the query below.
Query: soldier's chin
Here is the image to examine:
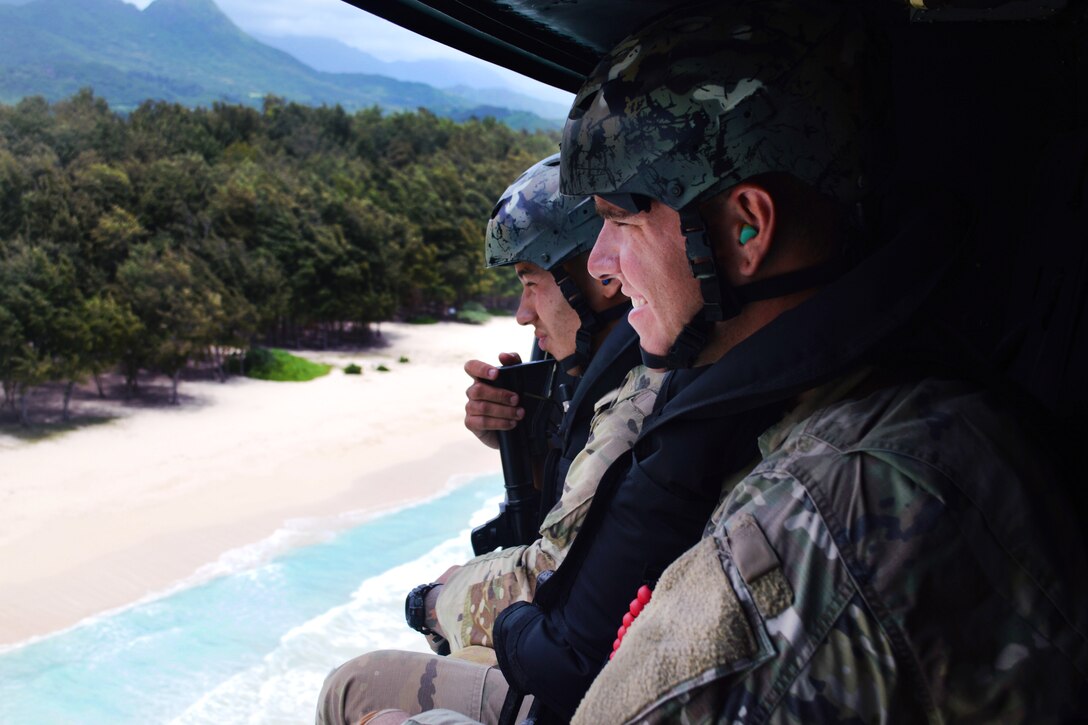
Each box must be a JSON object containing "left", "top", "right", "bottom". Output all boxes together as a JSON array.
[
  {"left": 549, "top": 345, "right": 577, "bottom": 361},
  {"left": 632, "top": 322, "right": 671, "bottom": 358}
]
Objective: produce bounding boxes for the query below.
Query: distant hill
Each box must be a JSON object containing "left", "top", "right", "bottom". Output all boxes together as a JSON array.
[
  {"left": 252, "top": 34, "right": 509, "bottom": 88},
  {"left": 0, "top": 0, "right": 562, "bottom": 130},
  {"left": 253, "top": 34, "right": 571, "bottom": 121}
]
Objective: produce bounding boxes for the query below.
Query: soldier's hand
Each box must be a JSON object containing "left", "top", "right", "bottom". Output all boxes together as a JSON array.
[{"left": 464, "top": 353, "right": 525, "bottom": 449}]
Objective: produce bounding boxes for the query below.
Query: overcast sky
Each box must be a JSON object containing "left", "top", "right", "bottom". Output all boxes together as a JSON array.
[{"left": 123, "top": 0, "right": 574, "bottom": 105}]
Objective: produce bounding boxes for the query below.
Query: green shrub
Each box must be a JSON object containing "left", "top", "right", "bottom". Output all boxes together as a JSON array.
[
  {"left": 398, "top": 355, "right": 410, "bottom": 364},
  {"left": 344, "top": 363, "right": 363, "bottom": 375},
  {"left": 408, "top": 315, "right": 438, "bottom": 324},
  {"left": 456, "top": 309, "right": 490, "bottom": 325},
  {"left": 245, "top": 347, "right": 276, "bottom": 370},
  {"left": 242, "top": 347, "right": 332, "bottom": 381},
  {"left": 376, "top": 364, "right": 391, "bottom": 372},
  {"left": 457, "top": 301, "right": 491, "bottom": 324}
]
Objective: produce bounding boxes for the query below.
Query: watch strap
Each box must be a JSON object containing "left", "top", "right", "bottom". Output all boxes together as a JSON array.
[{"left": 405, "top": 582, "right": 441, "bottom": 635}]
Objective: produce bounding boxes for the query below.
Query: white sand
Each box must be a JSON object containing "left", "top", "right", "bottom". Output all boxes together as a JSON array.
[{"left": 0, "top": 317, "right": 529, "bottom": 646}]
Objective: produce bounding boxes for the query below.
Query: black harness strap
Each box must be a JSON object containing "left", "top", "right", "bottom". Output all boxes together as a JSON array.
[{"left": 551, "top": 265, "right": 630, "bottom": 374}]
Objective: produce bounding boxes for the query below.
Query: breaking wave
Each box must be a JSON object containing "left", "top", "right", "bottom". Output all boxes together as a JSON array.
[{"left": 0, "top": 474, "right": 502, "bottom": 724}]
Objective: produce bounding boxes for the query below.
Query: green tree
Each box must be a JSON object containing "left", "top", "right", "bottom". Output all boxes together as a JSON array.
[
  {"left": 0, "top": 91, "right": 563, "bottom": 412},
  {"left": 134, "top": 153, "right": 213, "bottom": 239},
  {"left": 0, "top": 303, "right": 24, "bottom": 413},
  {"left": 52, "top": 89, "right": 127, "bottom": 164},
  {"left": 116, "top": 242, "right": 220, "bottom": 403},
  {"left": 0, "top": 241, "right": 86, "bottom": 424},
  {"left": 87, "top": 205, "right": 145, "bottom": 283},
  {"left": 0, "top": 148, "right": 28, "bottom": 238},
  {"left": 82, "top": 294, "right": 142, "bottom": 398}
]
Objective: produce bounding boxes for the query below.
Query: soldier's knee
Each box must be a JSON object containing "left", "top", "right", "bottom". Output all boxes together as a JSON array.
[{"left": 316, "top": 651, "right": 392, "bottom": 725}]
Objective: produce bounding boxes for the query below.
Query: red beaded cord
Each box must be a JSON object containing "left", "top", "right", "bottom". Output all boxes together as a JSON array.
[{"left": 610, "top": 585, "right": 653, "bottom": 660}]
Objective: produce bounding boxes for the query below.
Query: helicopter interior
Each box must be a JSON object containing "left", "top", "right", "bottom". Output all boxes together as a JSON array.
[{"left": 340, "top": 0, "right": 1088, "bottom": 440}]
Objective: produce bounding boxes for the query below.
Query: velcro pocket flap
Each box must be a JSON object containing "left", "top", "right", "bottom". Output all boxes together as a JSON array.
[
  {"left": 728, "top": 513, "right": 793, "bottom": 619},
  {"left": 572, "top": 535, "right": 773, "bottom": 724}
]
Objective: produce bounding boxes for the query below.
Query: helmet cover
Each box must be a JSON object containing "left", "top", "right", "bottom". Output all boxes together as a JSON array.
[
  {"left": 561, "top": 0, "right": 886, "bottom": 209},
  {"left": 485, "top": 153, "right": 603, "bottom": 270}
]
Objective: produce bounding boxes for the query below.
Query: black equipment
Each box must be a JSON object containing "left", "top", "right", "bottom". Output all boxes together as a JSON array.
[{"left": 470, "top": 359, "right": 559, "bottom": 555}]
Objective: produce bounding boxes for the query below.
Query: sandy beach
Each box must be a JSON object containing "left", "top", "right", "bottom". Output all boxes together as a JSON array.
[{"left": 0, "top": 317, "right": 528, "bottom": 646}]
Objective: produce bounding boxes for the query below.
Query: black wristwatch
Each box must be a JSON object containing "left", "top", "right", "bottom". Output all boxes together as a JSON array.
[{"left": 405, "top": 582, "right": 441, "bottom": 634}]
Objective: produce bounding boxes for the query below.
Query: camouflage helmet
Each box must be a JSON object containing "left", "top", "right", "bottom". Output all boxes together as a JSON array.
[
  {"left": 560, "top": 0, "right": 884, "bottom": 210},
  {"left": 486, "top": 153, "right": 602, "bottom": 271}
]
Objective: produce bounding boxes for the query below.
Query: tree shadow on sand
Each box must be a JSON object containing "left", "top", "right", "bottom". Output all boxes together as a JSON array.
[
  {"left": 0, "top": 371, "right": 210, "bottom": 442},
  {"left": 0, "top": 414, "right": 117, "bottom": 442}
]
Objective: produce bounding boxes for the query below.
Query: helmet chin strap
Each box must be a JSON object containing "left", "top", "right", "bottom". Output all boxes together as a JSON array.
[
  {"left": 639, "top": 318, "right": 713, "bottom": 370},
  {"left": 641, "top": 205, "right": 850, "bottom": 370},
  {"left": 551, "top": 267, "right": 632, "bottom": 375}
]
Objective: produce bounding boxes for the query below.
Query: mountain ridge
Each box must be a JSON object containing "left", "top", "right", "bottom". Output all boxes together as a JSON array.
[
  {"left": 0, "top": 0, "right": 562, "bottom": 130},
  {"left": 254, "top": 33, "right": 571, "bottom": 121}
]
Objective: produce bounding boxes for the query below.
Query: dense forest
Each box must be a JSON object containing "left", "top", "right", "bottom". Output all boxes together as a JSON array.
[{"left": 0, "top": 90, "right": 558, "bottom": 423}]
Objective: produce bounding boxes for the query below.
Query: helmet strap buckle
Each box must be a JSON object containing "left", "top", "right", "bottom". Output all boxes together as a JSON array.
[
  {"left": 551, "top": 267, "right": 625, "bottom": 373},
  {"left": 680, "top": 206, "right": 742, "bottom": 322}
]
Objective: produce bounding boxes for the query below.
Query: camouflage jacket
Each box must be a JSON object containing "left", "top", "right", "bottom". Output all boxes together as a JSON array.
[
  {"left": 437, "top": 365, "right": 663, "bottom": 653},
  {"left": 573, "top": 373, "right": 1088, "bottom": 724}
]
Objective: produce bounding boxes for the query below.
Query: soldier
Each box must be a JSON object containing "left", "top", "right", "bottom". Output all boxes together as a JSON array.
[
  {"left": 316, "top": 155, "right": 654, "bottom": 725},
  {"left": 374, "top": 1, "right": 1088, "bottom": 723},
  {"left": 426, "top": 153, "right": 651, "bottom": 659},
  {"left": 459, "top": 152, "right": 641, "bottom": 521},
  {"left": 502, "top": 3, "right": 1088, "bottom": 723}
]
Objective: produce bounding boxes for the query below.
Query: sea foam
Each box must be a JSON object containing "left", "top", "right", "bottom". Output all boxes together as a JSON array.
[
  {"left": 0, "top": 474, "right": 504, "bottom": 725},
  {"left": 171, "top": 499, "right": 500, "bottom": 724}
]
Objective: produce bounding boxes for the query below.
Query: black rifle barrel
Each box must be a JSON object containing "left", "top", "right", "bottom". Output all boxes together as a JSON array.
[{"left": 470, "top": 359, "right": 557, "bottom": 555}]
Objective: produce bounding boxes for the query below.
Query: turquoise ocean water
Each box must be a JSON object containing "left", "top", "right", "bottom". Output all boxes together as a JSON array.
[{"left": 0, "top": 474, "right": 502, "bottom": 724}]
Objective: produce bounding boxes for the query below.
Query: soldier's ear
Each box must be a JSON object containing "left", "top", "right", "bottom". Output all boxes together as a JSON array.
[{"left": 719, "top": 183, "right": 776, "bottom": 282}]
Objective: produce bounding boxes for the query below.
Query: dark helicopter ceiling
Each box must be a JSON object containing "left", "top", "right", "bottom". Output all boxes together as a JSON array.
[{"left": 338, "top": 0, "right": 1067, "bottom": 92}]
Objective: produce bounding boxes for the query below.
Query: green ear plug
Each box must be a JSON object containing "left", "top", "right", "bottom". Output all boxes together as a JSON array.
[{"left": 739, "top": 225, "right": 758, "bottom": 246}]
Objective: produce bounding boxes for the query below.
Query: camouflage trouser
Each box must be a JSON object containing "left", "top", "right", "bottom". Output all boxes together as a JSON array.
[{"left": 315, "top": 649, "right": 531, "bottom": 725}]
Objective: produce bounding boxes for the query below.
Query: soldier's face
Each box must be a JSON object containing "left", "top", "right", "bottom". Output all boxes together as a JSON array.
[
  {"left": 588, "top": 198, "right": 702, "bottom": 361},
  {"left": 514, "top": 261, "right": 580, "bottom": 361}
]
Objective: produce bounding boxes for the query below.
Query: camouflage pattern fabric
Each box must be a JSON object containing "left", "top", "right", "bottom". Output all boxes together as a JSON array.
[
  {"left": 315, "top": 649, "right": 528, "bottom": 725},
  {"left": 574, "top": 374, "right": 1088, "bottom": 724},
  {"left": 437, "top": 365, "right": 663, "bottom": 653},
  {"left": 485, "top": 153, "right": 602, "bottom": 271},
  {"left": 405, "top": 708, "right": 494, "bottom": 725},
  {"left": 560, "top": 0, "right": 887, "bottom": 208}
]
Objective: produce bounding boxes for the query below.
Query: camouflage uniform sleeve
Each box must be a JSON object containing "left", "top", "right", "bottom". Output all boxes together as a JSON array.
[{"left": 436, "top": 366, "right": 662, "bottom": 653}]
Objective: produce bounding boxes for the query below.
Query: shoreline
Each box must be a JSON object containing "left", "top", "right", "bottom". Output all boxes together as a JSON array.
[
  {"left": 0, "top": 318, "right": 526, "bottom": 646},
  {"left": 0, "top": 466, "right": 497, "bottom": 656}
]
